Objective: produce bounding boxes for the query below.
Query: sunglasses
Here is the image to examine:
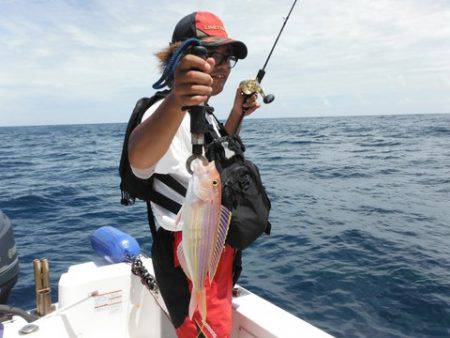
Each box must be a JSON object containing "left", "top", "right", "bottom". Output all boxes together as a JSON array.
[{"left": 207, "top": 51, "right": 238, "bottom": 68}]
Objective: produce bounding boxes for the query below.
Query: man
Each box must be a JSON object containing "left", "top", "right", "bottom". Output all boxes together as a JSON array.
[{"left": 128, "top": 12, "right": 260, "bottom": 337}]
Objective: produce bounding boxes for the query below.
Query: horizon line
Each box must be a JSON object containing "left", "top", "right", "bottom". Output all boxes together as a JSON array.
[{"left": 0, "top": 112, "right": 448, "bottom": 128}]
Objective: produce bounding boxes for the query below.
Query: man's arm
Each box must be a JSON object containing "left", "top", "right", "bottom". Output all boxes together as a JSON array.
[
  {"left": 128, "top": 55, "right": 215, "bottom": 170},
  {"left": 224, "top": 90, "right": 260, "bottom": 135}
]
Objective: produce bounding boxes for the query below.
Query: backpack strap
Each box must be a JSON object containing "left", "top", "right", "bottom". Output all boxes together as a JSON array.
[
  {"left": 203, "top": 111, "right": 228, "bottom": 146},
  {"left": 147, "top": 188, "right": 182, "bottom": 215},
  {"left": 146, "top": 201, "right": 158, "bottom": 241},
  {"left": 144, "top": 174, "right": 186, "bottom": 240},
  {"left": 148, "top": 174, "right": 186, "bottom": 214},
  {"left": 119, "top": 89, "right": 171, "bottom": 206},
  {"left": 154, "top": 174, "right": 187, "bottom": 197},
  {"left": 145, "top": 176, "right": 184, "bottom": 245},
  {"left": 209, "top": 111, "right": 229, "bottom": 137}
]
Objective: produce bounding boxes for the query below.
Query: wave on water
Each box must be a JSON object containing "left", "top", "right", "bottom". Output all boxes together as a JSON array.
[{"left": 1, "top": 114, "right": 450, "bottom": 337}]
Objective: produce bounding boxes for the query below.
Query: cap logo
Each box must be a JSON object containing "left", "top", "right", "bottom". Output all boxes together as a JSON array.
[{"left": 204, "top": 25, "right": 225, "bottom": 31}]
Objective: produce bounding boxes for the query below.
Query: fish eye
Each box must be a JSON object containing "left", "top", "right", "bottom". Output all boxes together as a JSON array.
[{"left": 212, "top": 179, "right": 219, "bottom": 187}]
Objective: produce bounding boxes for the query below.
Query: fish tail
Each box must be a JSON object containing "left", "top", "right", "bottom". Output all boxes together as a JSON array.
[
  {"left": 198, "top": 289, "right": 207, "bottom": 323},
  {"left": 188, "top": 289, "right": 197, "bottom": 319},
  {"left": 188, "top": 289, "right": 207, "bottom": 323}
]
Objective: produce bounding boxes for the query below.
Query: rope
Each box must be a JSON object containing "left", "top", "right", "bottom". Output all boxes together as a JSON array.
[
  {"left": 0, "top": 305, "right": 38, "bottom": 323},
  {"left": 153, "top": 38, "right": 202, "bottom": 89},
  {"left": 129, "top": 255, "right": 171, "bottom": 320}
]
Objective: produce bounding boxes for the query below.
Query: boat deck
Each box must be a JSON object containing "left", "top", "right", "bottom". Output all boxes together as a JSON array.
[{"left": 2, "top": 258, "right": 332, "bottom": 337}]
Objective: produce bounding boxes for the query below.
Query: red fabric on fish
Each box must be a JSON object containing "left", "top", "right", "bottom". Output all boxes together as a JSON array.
[{"left": 174, "top": 231, "right": 235, "bottom": 338}]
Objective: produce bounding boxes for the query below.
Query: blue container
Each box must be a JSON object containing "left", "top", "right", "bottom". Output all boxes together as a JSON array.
[{"left": 90, "top": 226, "right": 141, "bottom": 263}]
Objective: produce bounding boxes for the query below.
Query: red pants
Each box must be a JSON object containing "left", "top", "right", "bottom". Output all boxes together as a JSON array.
[{"left": 173, "top": 232, "right": 235, "bottom": 338}]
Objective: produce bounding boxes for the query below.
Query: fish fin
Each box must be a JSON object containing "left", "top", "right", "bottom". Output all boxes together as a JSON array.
[
  {"left": 198, "top": 289, "right": 207, "bottom": 324},
  {"left": 208, "top": 205, "right": 232, "bottom": 283},
  {"left": 174, "top": 205, "right": 183, "bottom": 230},
  {"left": 188, "top": 289, "right": 197, "bottom": 320},
  {"left": 176, "top": 243, "right": 191, "bottom": 280}
]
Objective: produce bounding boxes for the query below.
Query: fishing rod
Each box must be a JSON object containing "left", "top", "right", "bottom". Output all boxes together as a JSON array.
[
  {"left": 236, "top": 0, "right": 298, "bottom": 132},
  {"left": 153, "top": 1, "right": 298, "bottom": 170}
]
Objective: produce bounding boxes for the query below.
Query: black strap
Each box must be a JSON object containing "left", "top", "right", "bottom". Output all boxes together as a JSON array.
[
  {"left": 210, "top": 112, "right": 228, "bottom": 136},
  {"left": 204, "top": 113, "right": 224, "bottom": 145},
  {"left": 147, "top": 188, "right": 182, "bottom": 215},
  {"left": 154, "top": 174, "right": 187, "bottom": 197},
  {"left": 146, "top": 201, "right": 158, "bottom": 241},
  {"left": 147, "top": 174, "right": 185, "bottom": 215},
  {"left": 144, "top": 175, "right": 184, "bottom": 241}
]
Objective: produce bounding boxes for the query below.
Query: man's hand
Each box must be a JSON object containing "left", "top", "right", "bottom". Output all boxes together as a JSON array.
[
  {"left": 129, "top": 54, "right": 215, "bottom": 170},
  {"left": 231, "top": 88, "right": 261, "bottom": 117},
  {"left": 170, "top": 54, "right": 216, "bottom": 107},
  {"left": 224, "top": 87, "right": 261, "bottom": 135}
]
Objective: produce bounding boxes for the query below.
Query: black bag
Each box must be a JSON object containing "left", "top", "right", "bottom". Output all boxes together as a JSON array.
[
  {"left": 119, "top": 90, "right": 170, "bottom": 205},
  {"left": 206, "top": 134, "right": 271, "bottom": 250}
]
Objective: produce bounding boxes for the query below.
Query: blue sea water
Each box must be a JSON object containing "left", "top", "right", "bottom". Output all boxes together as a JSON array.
[{"left": 1, "top": 114, "right": 449, "bottom": 337}]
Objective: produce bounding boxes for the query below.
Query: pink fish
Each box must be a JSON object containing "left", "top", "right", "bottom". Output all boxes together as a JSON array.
[{"left": 175, "top": 159, "right": 231, "bottom": 324}]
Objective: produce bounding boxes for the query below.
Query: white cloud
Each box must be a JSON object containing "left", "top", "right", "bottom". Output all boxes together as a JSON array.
[{"left": 0, "top": 0, "right": 449, "bottom": 126}]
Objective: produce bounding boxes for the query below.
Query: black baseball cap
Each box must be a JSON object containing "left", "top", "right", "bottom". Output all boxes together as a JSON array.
[{"left": 171, "top": 11, "right": 248, "bottom": 59}]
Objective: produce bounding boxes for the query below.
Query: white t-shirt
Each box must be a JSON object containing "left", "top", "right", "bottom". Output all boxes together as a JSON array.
[{"left": 130, "top": 99, "right": 224, "bottom": 232}]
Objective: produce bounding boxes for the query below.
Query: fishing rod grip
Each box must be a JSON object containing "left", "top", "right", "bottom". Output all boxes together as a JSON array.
[
  {"left": 235, "top": 92, "right": 255, "bottom": 135},
  {"left": 181, "top": 45, "right": 210, "bottom": 112},
  {"left": 182, "top": 44, "right": 212, "bottom": 173},
  {"left": 240, "top": 93, "right": 254, "bottom": 117},
  {"left": 256, "top": 69, "right": 266, "bottom": 83}
]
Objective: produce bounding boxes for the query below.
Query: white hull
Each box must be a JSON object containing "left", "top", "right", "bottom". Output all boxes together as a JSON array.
[{"left": 2, "top": 258, "right": 332, "bottom": 337}]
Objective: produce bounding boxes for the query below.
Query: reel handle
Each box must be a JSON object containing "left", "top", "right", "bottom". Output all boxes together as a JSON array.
[
  {"left": 263, "top": 94, "right": 275, "bottom": 104},
  {"left": 241, "top": 90, "right": 275, "bottom": 113}
]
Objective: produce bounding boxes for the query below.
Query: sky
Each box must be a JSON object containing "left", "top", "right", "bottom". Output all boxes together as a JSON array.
[{"left": 0, "top": 0, "right": 449, "bottom": 126}]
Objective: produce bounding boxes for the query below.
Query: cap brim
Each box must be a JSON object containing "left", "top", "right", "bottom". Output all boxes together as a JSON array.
[{"left": 201, "top": 37, "right": 248, "bottom": 59}]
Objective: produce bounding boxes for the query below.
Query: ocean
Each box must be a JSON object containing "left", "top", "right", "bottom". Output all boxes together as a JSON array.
[{"left": 0, "top": 114, "right": 449, "bottom": 337}]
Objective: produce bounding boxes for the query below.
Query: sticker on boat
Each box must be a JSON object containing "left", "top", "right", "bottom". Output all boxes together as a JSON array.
[{"left": 93, "top": 289, "right": 123, "bottom": 313}]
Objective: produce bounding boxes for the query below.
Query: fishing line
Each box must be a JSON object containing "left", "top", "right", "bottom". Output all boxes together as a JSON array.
[
  {"left": 260, "top": 0, "right": 298, "bottom": 77},
  {"left": 236, "top": 0, "right": 299, "bottom": 133}
]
